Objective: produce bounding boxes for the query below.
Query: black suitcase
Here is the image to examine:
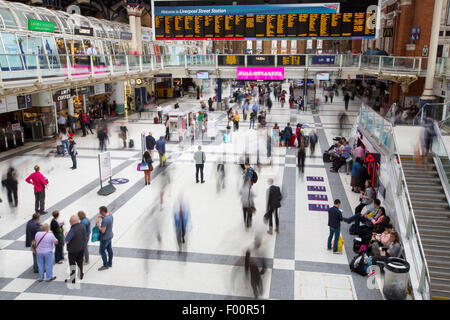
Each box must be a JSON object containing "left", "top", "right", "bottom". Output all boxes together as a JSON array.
[
  {"left": 353, "top": 238, "right": 362, "bottom": 253},
  {"left": 323, "top": 151, "right": 331, "bottom": 163},
  {"left": 129, "top": 139, "right": 134, "bottom": 148}
]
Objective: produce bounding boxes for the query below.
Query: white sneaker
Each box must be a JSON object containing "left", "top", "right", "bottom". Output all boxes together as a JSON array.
[{"left": 333, "top": 251, "right": 343, "bottom": 255}]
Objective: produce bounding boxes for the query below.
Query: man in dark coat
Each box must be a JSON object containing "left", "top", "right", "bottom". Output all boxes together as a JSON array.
[
  {"left": 65, "top": 215, "right": 87, "bottom": 283},
  {"left": 266, "top": 178, "right": 282, "bottom": 234},
  {"left": 284, "top": 123, "right": 293, "bottom": 147},
  {"left": 26, "top": 213, "right": 41, "bottom": 273},
  {"left": 146, "top": 131, "right": 156, "bottom": 157}
]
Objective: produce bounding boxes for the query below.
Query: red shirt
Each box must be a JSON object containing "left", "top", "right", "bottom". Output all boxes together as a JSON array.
[{"left": 25, "top": 172, "right": 48, "bottom": 192}]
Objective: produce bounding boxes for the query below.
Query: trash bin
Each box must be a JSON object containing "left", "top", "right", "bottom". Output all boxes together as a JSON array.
[{"left": 383, "top": 257, "right": 410, "bottom": 300}]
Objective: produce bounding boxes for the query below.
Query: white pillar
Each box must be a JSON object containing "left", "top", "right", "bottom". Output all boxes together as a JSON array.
[
  {"left": 68, "top": 97, "right": 74, "bottom": 116},
  {"left": 124, "top": 2, "right": 145, "bottom": 55},
  {"left": 129, "top": 14, "right": 137, "bottom": 54},
  {"left": 82, "top": 94, "right": 87, "bottom": 113},
  {"left": 111, "top": 81, "right": 126, "bottom": 115},
  {"left": 421, "top": 0, "right": 443, "bottom": 101}
]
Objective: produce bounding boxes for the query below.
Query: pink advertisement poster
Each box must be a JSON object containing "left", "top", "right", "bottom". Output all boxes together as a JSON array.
[{"left": 236, "top": 67, "right": 285, "bottom": 80}]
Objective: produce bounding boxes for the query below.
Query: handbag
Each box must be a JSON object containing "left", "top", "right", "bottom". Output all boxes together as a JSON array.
[
  {"left": 91, "top": 225, "right": 100, "bottom": 242},
  {"left": 162, "top": 154, "right": 166, "bottom": 162},
  {"left": 31, "top": 232, "right": 48, "bottom": 254}
]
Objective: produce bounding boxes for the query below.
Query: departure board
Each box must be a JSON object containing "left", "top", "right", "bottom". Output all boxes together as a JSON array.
[
  {"left": 277, "top": 14, "right": 287, "bottom": 37},
  {"left": 255, "top": 15, "right": 266, "bottom": 37},
  {"left": 235, "top": 15, "right": 245, "bottom": 38},
  {"left": 330, "top": 13, "right": 342, "bottom": 37},
  {"left": 215, "top": 15, "right": 225, "bottom": 38},
  {"left": 155, "top": 12, "right": 377, "bottom": 40},
  {"left": 174, "top": 16, "right": 184, "bottom": 38},
  {"left": 341, "top": 13, "right": 353, "bottom": 37},
  {"left": 155, "top": 16, "right": 164, "bottom": 38},
  {"left": 204, "top": 15, "right": 214, "bottom": 38},
  {"left": 218, "top": 55, "right": 245, "bottom": 66},
  {"left": 245, "top": 15, "right": 256, "bottom": 38},
  {"left": 266, "top": 15, "right": 276, "bottom": 38},
  {"left": 287, "top": 14, "right": 298, "bottom": 37},
  {"left": 194, "top": 16, "right": 204, "bottom": 38},
  {"left": 298, "top": 14, "right": 309, "bottom": 37},
  {"left": 225, "top": 15, "right": 235, "bottom": 38},
  {"left": 184, "top": 16, "right": 194, "bottom": 38},
  {"left": 309, "top": 14, "right": 320, "bottom": 37},
  {"left": 352, "top": 12, "right": 365, "bottom": 37},
  {"left": 277, "top": 55, "right": 306, "bottom": 66},
  {"left": 320, "top": 14, "right": 331, "bottom": 37},
  {"left": 164, "top": 16, "right": 174, "bottom": 38}
]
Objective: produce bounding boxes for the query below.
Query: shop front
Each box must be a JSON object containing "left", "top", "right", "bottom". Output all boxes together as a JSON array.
[
  {"left": 154, "top": 74, "right": 173, "bottom": 99},
  {"left": 0, "top": 95, "right": 29, "bottom": 150}
]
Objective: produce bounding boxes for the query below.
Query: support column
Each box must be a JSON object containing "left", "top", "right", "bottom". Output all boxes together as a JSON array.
[
  {"left": 421, "top": 0, "right": 443, "bottom": 104},
  {"left": 111, "top": 81, "right": 126, "bottom": 115},
  {"left": 124, "top": 2, "right": 145, "bottom": 54}
]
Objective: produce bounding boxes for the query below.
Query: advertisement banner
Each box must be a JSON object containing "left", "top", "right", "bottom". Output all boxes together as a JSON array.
[
  {"left": 99, "top": 152, "right": 112, "bottom": 180},
  {"left": 236, "top": 67, "right": 284, "bottom": 80},
  {"left": 312, "top": 56, "right": 336, "bottom": 64}
]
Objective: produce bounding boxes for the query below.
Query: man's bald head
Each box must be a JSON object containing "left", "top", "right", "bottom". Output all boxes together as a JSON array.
[{"left": 69, "top": 215, "right": 80, "bottom": 226}]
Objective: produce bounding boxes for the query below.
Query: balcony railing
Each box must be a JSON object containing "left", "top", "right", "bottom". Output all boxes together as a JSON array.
[{"left": 0, "top": 54, "right": 448, "bottom": 86}]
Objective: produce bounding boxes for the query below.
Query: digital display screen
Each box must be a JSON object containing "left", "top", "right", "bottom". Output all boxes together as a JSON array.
[{"left": 154, "top": 3, "right": 376, "bottom": 40}]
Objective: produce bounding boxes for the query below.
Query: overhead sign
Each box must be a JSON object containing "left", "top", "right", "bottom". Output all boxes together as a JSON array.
[
  {"left": 6, "top": 95, "right": 18, "bottom": 111},
  {"left": 153, "top": 73, "right": 173, "bottom": 78},
  {"left": 218, "top": 55, "right": 245, "bottom": 66},
  {"left": 53, "top": 89, "right": 71, "bottom": 102},
  {"left": 383, "top": 27, "right": 393, "bottom": 37},
  {"left": 120, "top": 32, "right": 133, "bottom": 40},
  {"left": 75, "top": 27, "right": 94, "bottom": 36},
  {"left": 154, "top": 3, "right": 377, "bottom": 40},
  {"left": 196, "top": 72, "right": 209, "bottom": 79},
  {"left": 99, "top": 152, "right": 112, "bottom": 180},
  {"left": 17, "top": 95, "right": 32, "bottom": 109},
  {"left": 277, "top": 55, "right": 306, "bottom": 66},
  {"left": 236, "top": 67, "right": 284, "bottom": 80},
  {"left": 312, "top": 55, "right": 335, "bottom": 64},
  {"left": 142, "top": 35, "right": 151, "bottom": 41},
  {"left": 28, "top": 19, "right": 54, "bottom": 32}
]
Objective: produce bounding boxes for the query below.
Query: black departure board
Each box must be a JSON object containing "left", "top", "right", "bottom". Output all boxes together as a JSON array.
[
  {"left": 330, "top": 13, "right": 342, "bottom": 37},
  {"left": 225, "top": 15, "right": 235, "bottom": 38},
  {"left": 245, "top": 15, "right": 256, "bottom": 38},
  {"left": 277, "top": 55, "right": 306, "bottom": 66},
  {"left": 266, "top": 14, "right": 276, "bottom": 38},
  {"left": 277, "top": 14, "right": 287, "bottom": 37},
  {"left": 235, "top": 15, "right": 245, "bottom": 38},
  {"left": 320, "top": 14, "right": 331, "bottom": 37},
  {"left": 287, "top": 14, "right": 298, "bottom": 37},
  {"left": 298, "top": 14, "right": 309, "bottom": 37},
  {"left": 255, "top": 15, "right": 266, "bottom": 37},
  {"left": 155, "top": 16, "right": 165, "bottom": 38},
  {"left": 218, "top": 55, "right": 245, "bottom": 66},
  {"left": 194, "top": 16, "right": 204, "bottom": 38},
  {"left": 164, "top": 16, "right": 174, "bottom": 38},
  {"left": 341, "top": 13, "right": 353, "bottom": 37},
  {"left": 155, "top": 12, "right": 377, "bottom": 40},
  {"left": 204, "top": 15, "right": 214, "bottom": 38},
  {"left": 174, "top": 16, "right": 184, "bottom": 38},
  {"left": 248, "top": 55, "right": 275, "bottom": 66},
  {"left": 184, "top": 16, "right": 194, "bottom": 38},
  {"left": 352, "top": 12, "right": 365, "bottom": 37},
  {"left": 309, "top": 14, "right": 320, "bottom": 37}
]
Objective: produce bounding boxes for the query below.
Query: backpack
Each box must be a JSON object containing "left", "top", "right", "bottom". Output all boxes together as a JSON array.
[
  {"left": 349, "top": 252, "right": 368, "bottom": 276},
  {"left": 129, "top": 139, "right": 134, "bottom": 148},
  {"left": 267, "top": 99, "right": 272, "bottom": 108},
  {"left": 251, "top": 169, "right": 258, "bottom": 184},
  {"left": 303, "top": 135, "right": 310, "bottom": 148}
]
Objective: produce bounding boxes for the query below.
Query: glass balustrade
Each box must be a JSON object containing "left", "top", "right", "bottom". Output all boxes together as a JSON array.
[{"left": 0, "top": 53, "right": 446, "bottom": 83}]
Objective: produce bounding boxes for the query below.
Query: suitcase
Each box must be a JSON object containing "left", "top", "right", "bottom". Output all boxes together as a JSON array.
[
  {"left": 154, "top": 117, "right": 159, "bottom": 124},
  {"left": 129, "top": 139, "right": 134, "bottom": 148},
  {"left": 353, "top": 238, "right": 362, "bottom": 253},
  {"left": 323, "top": 151, "right": 331, "bottom": 163}
]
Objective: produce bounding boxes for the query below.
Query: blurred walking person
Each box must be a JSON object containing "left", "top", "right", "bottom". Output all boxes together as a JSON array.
[
  {"left": 244, "top": 250, "right": 263, "bottom": 299},
  {"left": 216, "top": 156, "right": 225, "bottom": 192},
  {"left": 3, "top": 166, "right": 18, "bottom": 207},
  {"left": 297, "top": 135, "right": 306, "bottom": 174},
  {"left": 309, "top": 129, "right": 318, "bottom": 157},
  {"left": 240, "top": 180, "right": 256, "bottom": 229},
  {"left": 174, "top": 194, "right": 191, "bottom": 252}
]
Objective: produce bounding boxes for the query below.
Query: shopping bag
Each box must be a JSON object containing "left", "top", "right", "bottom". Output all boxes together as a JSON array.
[
  {"left": 338, "top": 235, "right": 344, "bottom": 252},
  {"left": 162, "top": 154, "right": 166, "bottom": 162},
  {"left": 91, "top": 226, "right": 100, "bottom": 242}
]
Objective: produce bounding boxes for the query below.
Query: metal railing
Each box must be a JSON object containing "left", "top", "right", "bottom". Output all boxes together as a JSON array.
[
  {"left": 0, "top": 53, "right": 445, "bottom": 85},
  {"left": 412, "top": 103, "right": 450, "bottom": 126},
  {"left": 359, "top": 104, "right": 432, "bottom": 299}
]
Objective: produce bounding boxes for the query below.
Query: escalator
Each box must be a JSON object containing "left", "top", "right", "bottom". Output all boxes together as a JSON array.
[{"left": 401, "top": 156, "right": 450, "bottom": 299}]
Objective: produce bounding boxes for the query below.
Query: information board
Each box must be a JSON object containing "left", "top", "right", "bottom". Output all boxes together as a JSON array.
[
  {"left": 154, "top": 3, "right": 377, "bottom": 40},
  {"left": 99, "top": 152, "right": 112, "bottom": 180}
]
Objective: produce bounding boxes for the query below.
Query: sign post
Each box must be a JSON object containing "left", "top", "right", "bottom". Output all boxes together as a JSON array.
[{"left": 97, "top": 152, "right": 116, "bottom": 196}]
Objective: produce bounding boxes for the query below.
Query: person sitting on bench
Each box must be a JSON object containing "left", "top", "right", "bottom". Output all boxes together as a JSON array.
[{"left": 345, "top": 199, "right": 381, "bottom": 234}]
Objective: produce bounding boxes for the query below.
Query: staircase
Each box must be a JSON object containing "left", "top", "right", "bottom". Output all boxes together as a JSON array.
[{"left": 401, "top": 156, "right": 450, "bottom": 300}]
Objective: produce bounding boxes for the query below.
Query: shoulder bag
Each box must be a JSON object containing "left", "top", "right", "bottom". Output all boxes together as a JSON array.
[{"left": 31, "top": 232, "right": 48, "bottom": 254}]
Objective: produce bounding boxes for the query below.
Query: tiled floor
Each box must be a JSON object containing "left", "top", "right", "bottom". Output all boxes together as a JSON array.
[{"left": 0, "top": 85, "right": 381, "bottom": 300}]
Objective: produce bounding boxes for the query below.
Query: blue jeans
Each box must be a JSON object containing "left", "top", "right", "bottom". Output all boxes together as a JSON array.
[
  {"left": 327, "top": 227, "right": 341, "bottom": 252},
  {"left": 36, "top": 252, "right": 53, "bottom": 280},
  {"left": 347, "top": 213, "right": 368, "bottom": 233},
  {"left": 71, "top": 155, "right": 77, "bottom": 168},
  {"left": 99, "top": 239, "right": 113, "bottom": 267},
  {"left": 61, "top": 140, "right": 69, "bottom": 155},
  {"left": 54, "top": 236, "right": 64, "bottom": 263}
]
